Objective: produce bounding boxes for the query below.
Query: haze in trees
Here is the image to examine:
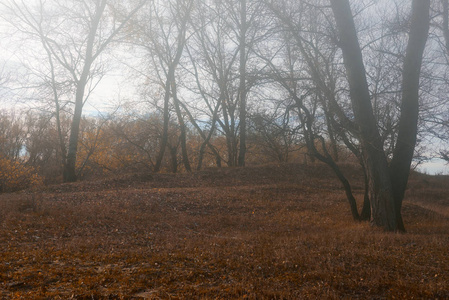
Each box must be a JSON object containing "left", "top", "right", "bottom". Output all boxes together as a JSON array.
[{"left": 0, "top": 0, "right": 447, "bottom": 231}]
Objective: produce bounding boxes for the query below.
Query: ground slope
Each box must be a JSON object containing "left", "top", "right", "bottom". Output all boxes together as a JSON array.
[{"left": 0, "top": 163, "right": 448, "bottom": 299}]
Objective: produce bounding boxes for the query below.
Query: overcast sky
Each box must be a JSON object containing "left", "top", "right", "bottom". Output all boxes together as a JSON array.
[{"left": 0, "top": 0, "right": 447, "bottom": 175}]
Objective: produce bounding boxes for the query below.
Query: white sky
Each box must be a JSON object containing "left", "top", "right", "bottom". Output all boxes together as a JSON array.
[{"left": 418, "top": 159, "right": 449, "bottom": 175}]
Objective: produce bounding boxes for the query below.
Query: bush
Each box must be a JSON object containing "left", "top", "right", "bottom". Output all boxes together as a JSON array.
[{"left": 0, "top": 157, "right": 43, "bottom": 193}]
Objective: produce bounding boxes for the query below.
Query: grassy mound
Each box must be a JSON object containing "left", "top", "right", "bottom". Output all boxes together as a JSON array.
[{"left": 0, "top": 163, "right": 448, "bottom": 299}]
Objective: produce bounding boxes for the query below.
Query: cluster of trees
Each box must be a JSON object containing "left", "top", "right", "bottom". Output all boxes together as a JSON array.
[
  {"left": 0, "top": 0, "right": 448, "bottom": 231},
  {"left": 0, "top": 108, "right": 306, "bottom": 181}
]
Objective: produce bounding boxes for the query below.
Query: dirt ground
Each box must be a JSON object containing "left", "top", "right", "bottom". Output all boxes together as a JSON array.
[{"left": 0, "top": 163, "right": 448, "bottom": 299}]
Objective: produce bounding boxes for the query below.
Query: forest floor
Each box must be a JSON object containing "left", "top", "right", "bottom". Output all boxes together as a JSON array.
[{"left": 0, "top": 163, "right": 448, "bottom": 299}]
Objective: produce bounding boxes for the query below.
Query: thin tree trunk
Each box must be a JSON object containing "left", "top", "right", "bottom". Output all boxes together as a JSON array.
[
  {"left": 360, "top": 163, "right": 371, "bottom": 221},
  {"left": 172, "top": 82, "right": 191, "bottom": 172},
  {"left": 154, "top": 21, "right": 189, "bottom": 172},
  {"left": 176, "top": 99, "right": 222, "bottom": 170},
  {"left": 197, "top": 122, "right": 219, "bottom": 170},
  {"left": 64, "top": 85, "right": 85, "bottom": 182},
  {"left": 153, "top": 76, "right": 171, "bottom": 173},
  {"left": 41, "top": 35, "right": 68, "bottom": 178},
  {"left": 64, "top": 0, "right": 106, "bottom": 182},
  {"left": 294, "top": 94, "right": 361, "bottom": 221},
  {"left": 326, "top": 114, "right": 339, "bottom": 161},
  {"left": 238, "top": 0, "right": 247, "bottom": 167}
]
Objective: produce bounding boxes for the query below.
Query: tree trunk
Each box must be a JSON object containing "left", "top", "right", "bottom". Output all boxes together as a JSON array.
[
  {"left": 64, "top": 86, "right": 84, "bottom": 182},
  {"left": 169, "top": 144, "right": 178, "bottom": 173},
  {"left": 360, "top": 163, "right": 371, "bottom": 221},
  {"left": 154, "top": 76, "right": 175, "bottom": 173},
  {"left": 154, "top": 2, "right": 191, "bottom": 172},
  {"left": 296, "top": 94, "right": 361, "bottom": 221},
  {"left": 238, "top": 0, "right": 247, "bottom": 167},
  {"left": 42, "top": 37, "right": 68, "bottom": 180},
  {"left": 389, "top": 0, "right": 430, "bottom": 232},
  {"left": 197, "top": 125, "right": 221, "bottom": 170},
  {"left": 172, "top": 82, "right": 191, "bottom": 172},
  {"left": 326, "top": 114, "right": 339, "bottom": 162},
  {"left": 331, "top": 0, "right": 430, "bottom": 231},
  {"left": 331, "top": 0, "right": 396, "bottom": 230},
  {"left": 226, "top": 135, "right": 237, "bottom": 167},
  {"left": 63, "top": 0, "right": 106, "bottom": 182},
  {"left": 176, "top": 99, "right": 222, "bottom": 170}
]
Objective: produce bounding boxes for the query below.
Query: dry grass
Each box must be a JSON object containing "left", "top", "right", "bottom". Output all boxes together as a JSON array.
[{"left": 0, "top": 163, "right": 448, "bottom": 299}]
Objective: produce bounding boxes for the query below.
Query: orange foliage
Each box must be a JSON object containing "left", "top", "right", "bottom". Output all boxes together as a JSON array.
[
  {"left": 77, "top": 128, "right": 123, "bottom": 174},
  {"left": 0, "top": 157, "right": 43, "bottom": 192}
]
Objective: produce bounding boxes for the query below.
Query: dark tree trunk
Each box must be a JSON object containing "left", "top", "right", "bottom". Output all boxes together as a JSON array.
[
  {"left": 389, "top": 0, "right": 430, "bottom": 232},
  {"left": 42, "top": 37, "right": 68, "bottom": 180},
  {"left": 360, "top": 164, "right": 371, "bottom": 221},
  {"left": 297, "top": 95, "right": 361, "bottom": 221},
  {"left": 331, "top": 0, "right": 430, "bottom": 231},
  {"left": 331, "top": 0, "right": 396, "bottom": 231},
  {"left": 197, "top": 125, "right": 222, "bottom": 170},
  {"left": 226, "top": 135, "right": 238, "bottom": 167},
  {"left": 313, "top": 140, "right": 360, "bottom": 221},
  {"left": 263, "top": 46, "right": 363, "bottom": 221},
  {"left": 169, "top": 145, "right": 178, "bottom": 173}
]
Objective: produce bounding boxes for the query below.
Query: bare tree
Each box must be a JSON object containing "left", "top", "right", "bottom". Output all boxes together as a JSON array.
[
  {"left": 131, "top": 0, "right": 194, "bottom": 173},
  {"left": 247, "top": 110, "right": 302, "bottom": 163},
  {"left": 262, "top": 0, "right": 368, "bottom": 221},
  {"left": 425, "top": 0, "right": 449, "bottom": 164},
  {"left": 237, "top": 0, "right": 248, "bottom": 166},
  {"left": 187, "top": 0, "right": 240, "bottom": 167},
  {"left": 186, "top": 0, "right": 270, "bottom": 167},
  {"left": 331, "top": 0, "right": 430, "bottom": 231},
  {"left": 1, "top": 0, "right": 146, "bottom": 182}
]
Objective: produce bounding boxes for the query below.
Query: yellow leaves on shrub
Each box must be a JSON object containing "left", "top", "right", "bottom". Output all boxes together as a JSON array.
[
  {"left": 76, "top": 128, "right": 131, "bottom": 174},
  {"left": 0, "top": 157, "right": 43, "bottom": 192}
]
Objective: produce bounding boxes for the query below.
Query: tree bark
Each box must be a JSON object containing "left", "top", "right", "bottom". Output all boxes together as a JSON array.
[
  {"left": 169, "top": 144, "right": 178, "bottom": 173},
  {"left": 238, "top": 0, "right": 247, "bottom": 167},
  {"left": 389, "top": 0, "right": 430, "bottom": 232},
  {"left": 331, "top": 0, "right": 396, "bottom": 230},
  {"left": 360, "top": 163, "right": 371, "bottom": 221},
  {"left": 331, "top": 0, "right": 430, "bottom": 231}
]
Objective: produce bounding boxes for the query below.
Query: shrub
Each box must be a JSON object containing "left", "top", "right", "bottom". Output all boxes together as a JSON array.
[{"left": 0, "top": 157, "right": 43, "bottom": 193}]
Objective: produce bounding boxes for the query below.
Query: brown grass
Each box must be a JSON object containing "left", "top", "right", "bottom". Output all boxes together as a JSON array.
[{"left": 0, "top": 163, "right": 448, "bottom": 299}]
